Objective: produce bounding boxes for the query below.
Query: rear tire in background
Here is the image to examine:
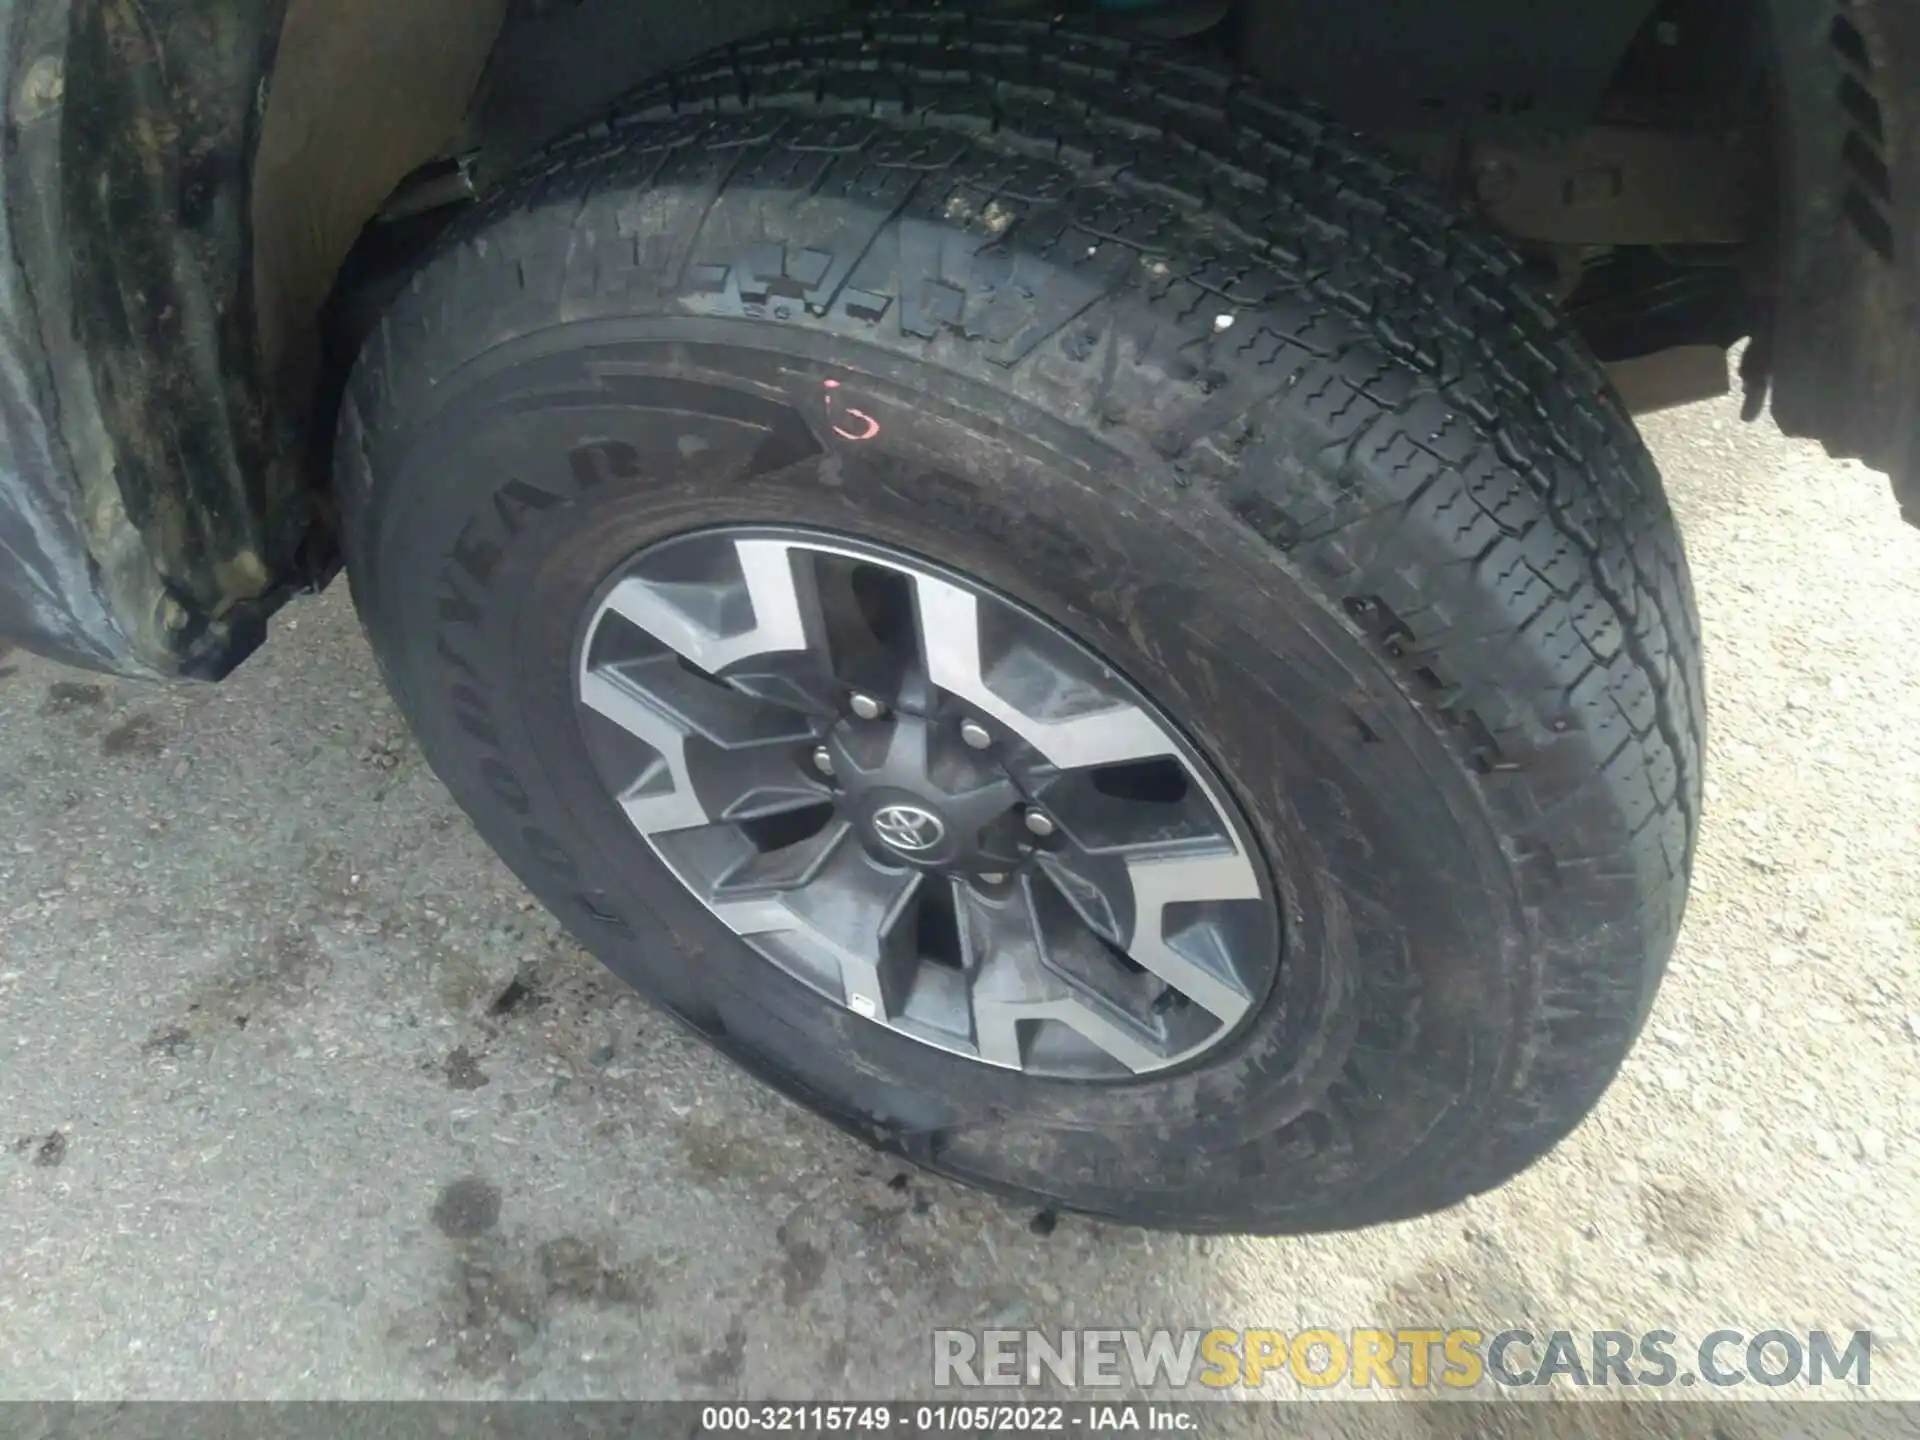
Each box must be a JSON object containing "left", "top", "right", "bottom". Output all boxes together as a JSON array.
[{"left": 338, "top": 12, "right": 1704, "bottom": 1233}]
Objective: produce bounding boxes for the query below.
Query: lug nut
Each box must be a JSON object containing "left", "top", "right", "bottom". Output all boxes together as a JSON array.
[
  {"left": 811, "top": 745, "right": 835, "bottom": 777},
  {"left": 1023, "top": 809, "right": 1057, "bottom": 839},
  {"left": 849, "top": 692, "right": 886, "bottom": 721},
  {"left": 959, "top": 719, "right": 993, "bottom": 750}
]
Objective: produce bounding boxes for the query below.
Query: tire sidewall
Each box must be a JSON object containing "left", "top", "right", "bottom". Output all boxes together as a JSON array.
[{"left": 350, "top": 318, "right": 1531, "bottom": 1227}]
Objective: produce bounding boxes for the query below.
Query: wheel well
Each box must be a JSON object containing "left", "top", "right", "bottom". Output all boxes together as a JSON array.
[
  {"left": 252, "top": 0, "right": 844, "bottom": 440},
  {"left": 265, "top": 0, "right": 1775, "bottom": 455},
  {"left": 39, "top": 0, "right": 1778, "bottom": 678},
  {"left": 251, "top": 0, "right": 506, "bottom": 433},
  {"left": 1242, "top": 0, "right": 1773, "bottom": 408}
]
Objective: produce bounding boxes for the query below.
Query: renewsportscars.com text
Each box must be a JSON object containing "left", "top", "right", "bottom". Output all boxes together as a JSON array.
[{"left": 933, "top": 1327, "right": 1873, "bottom": 1391}]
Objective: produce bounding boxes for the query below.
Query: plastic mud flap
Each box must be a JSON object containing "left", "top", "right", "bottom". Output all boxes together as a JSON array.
[
  {"left": 1765, "top": 0, "right": 1920, "bottom": 524},
  {"left": 0, "top": 0, "right": 143, "bottom": 672},
  {"left": 0, "top": 0, "right": 309, "bottom": 680}
]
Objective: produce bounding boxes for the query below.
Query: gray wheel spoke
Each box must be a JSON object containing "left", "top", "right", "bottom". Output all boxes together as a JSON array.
[
  {"left": 713, "top": 841, "right": 921, "bottom": 1020},
  {"left": 698, "top": 738, "right": 831, "bottom": 824},
  {"left": 712, "top": 819, "right": 851, "bottom": 898},
  {"left": 910, "top": 573, "right": 1169, "bottom": 770},
  {"left": 958, "top": 881, "right": 1051, "bottom": 1068},
  {"left": 578, "top": 668, "right": 710, "bottom": 834},
  {"left": 579, "top": 666, "right": 827, "bottom": 834},
  {"left": 1034, "top": 850, "right": 1129, "bottom": 947},
  {"left": 601, "top": 535, "right": 814, "bottom": 675},
  {"left": 963, "top": 879, "right": 1169, "bottom": 1074},
  {"left": 1120, "top": 846, "right": 1263, "bottom": 1024}
]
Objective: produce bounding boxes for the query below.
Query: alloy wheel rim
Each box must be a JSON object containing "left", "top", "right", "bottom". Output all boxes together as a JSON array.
[{"left": 575, "top": 527, "right": 1279, "bottom": 1079}]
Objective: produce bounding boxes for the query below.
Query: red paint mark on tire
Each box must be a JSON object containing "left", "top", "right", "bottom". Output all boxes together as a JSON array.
[
  {"left": 832, "top": 410, "right": 880, "bottom": 441},
  {"left": 824, "top": 379, "right": 880, "bottom": 441}
]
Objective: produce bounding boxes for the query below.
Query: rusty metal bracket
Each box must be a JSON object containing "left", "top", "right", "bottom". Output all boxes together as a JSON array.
[{"left": 1464, "top": 128, "right": 1755, "bottom": 247}]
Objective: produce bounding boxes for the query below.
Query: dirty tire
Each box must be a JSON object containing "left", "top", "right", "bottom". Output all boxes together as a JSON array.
[{"left": 339, "top": 12, "right": 1704, "bottom": 1233}]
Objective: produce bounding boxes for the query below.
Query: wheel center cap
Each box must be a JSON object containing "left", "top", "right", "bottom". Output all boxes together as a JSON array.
[
  {"left": 828, "top": 715, "right": 1024, "bottom": 871},
  {"left": 870, "top": 803, "right": 946, "bottom": 853}
]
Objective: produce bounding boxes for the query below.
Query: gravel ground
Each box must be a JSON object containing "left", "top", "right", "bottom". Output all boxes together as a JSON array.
[{"left": 1, "top": 392, "right": 1918, "bottom": 1432}]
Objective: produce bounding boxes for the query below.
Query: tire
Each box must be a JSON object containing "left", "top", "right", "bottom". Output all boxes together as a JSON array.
[{"left": 338, "top": 11, "right": 1704, "bottom": 1234}]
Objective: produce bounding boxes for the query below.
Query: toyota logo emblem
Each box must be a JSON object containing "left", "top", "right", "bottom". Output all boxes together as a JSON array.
[{"left": 871, "top": 803, "right": 945, "bottom": 853}]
